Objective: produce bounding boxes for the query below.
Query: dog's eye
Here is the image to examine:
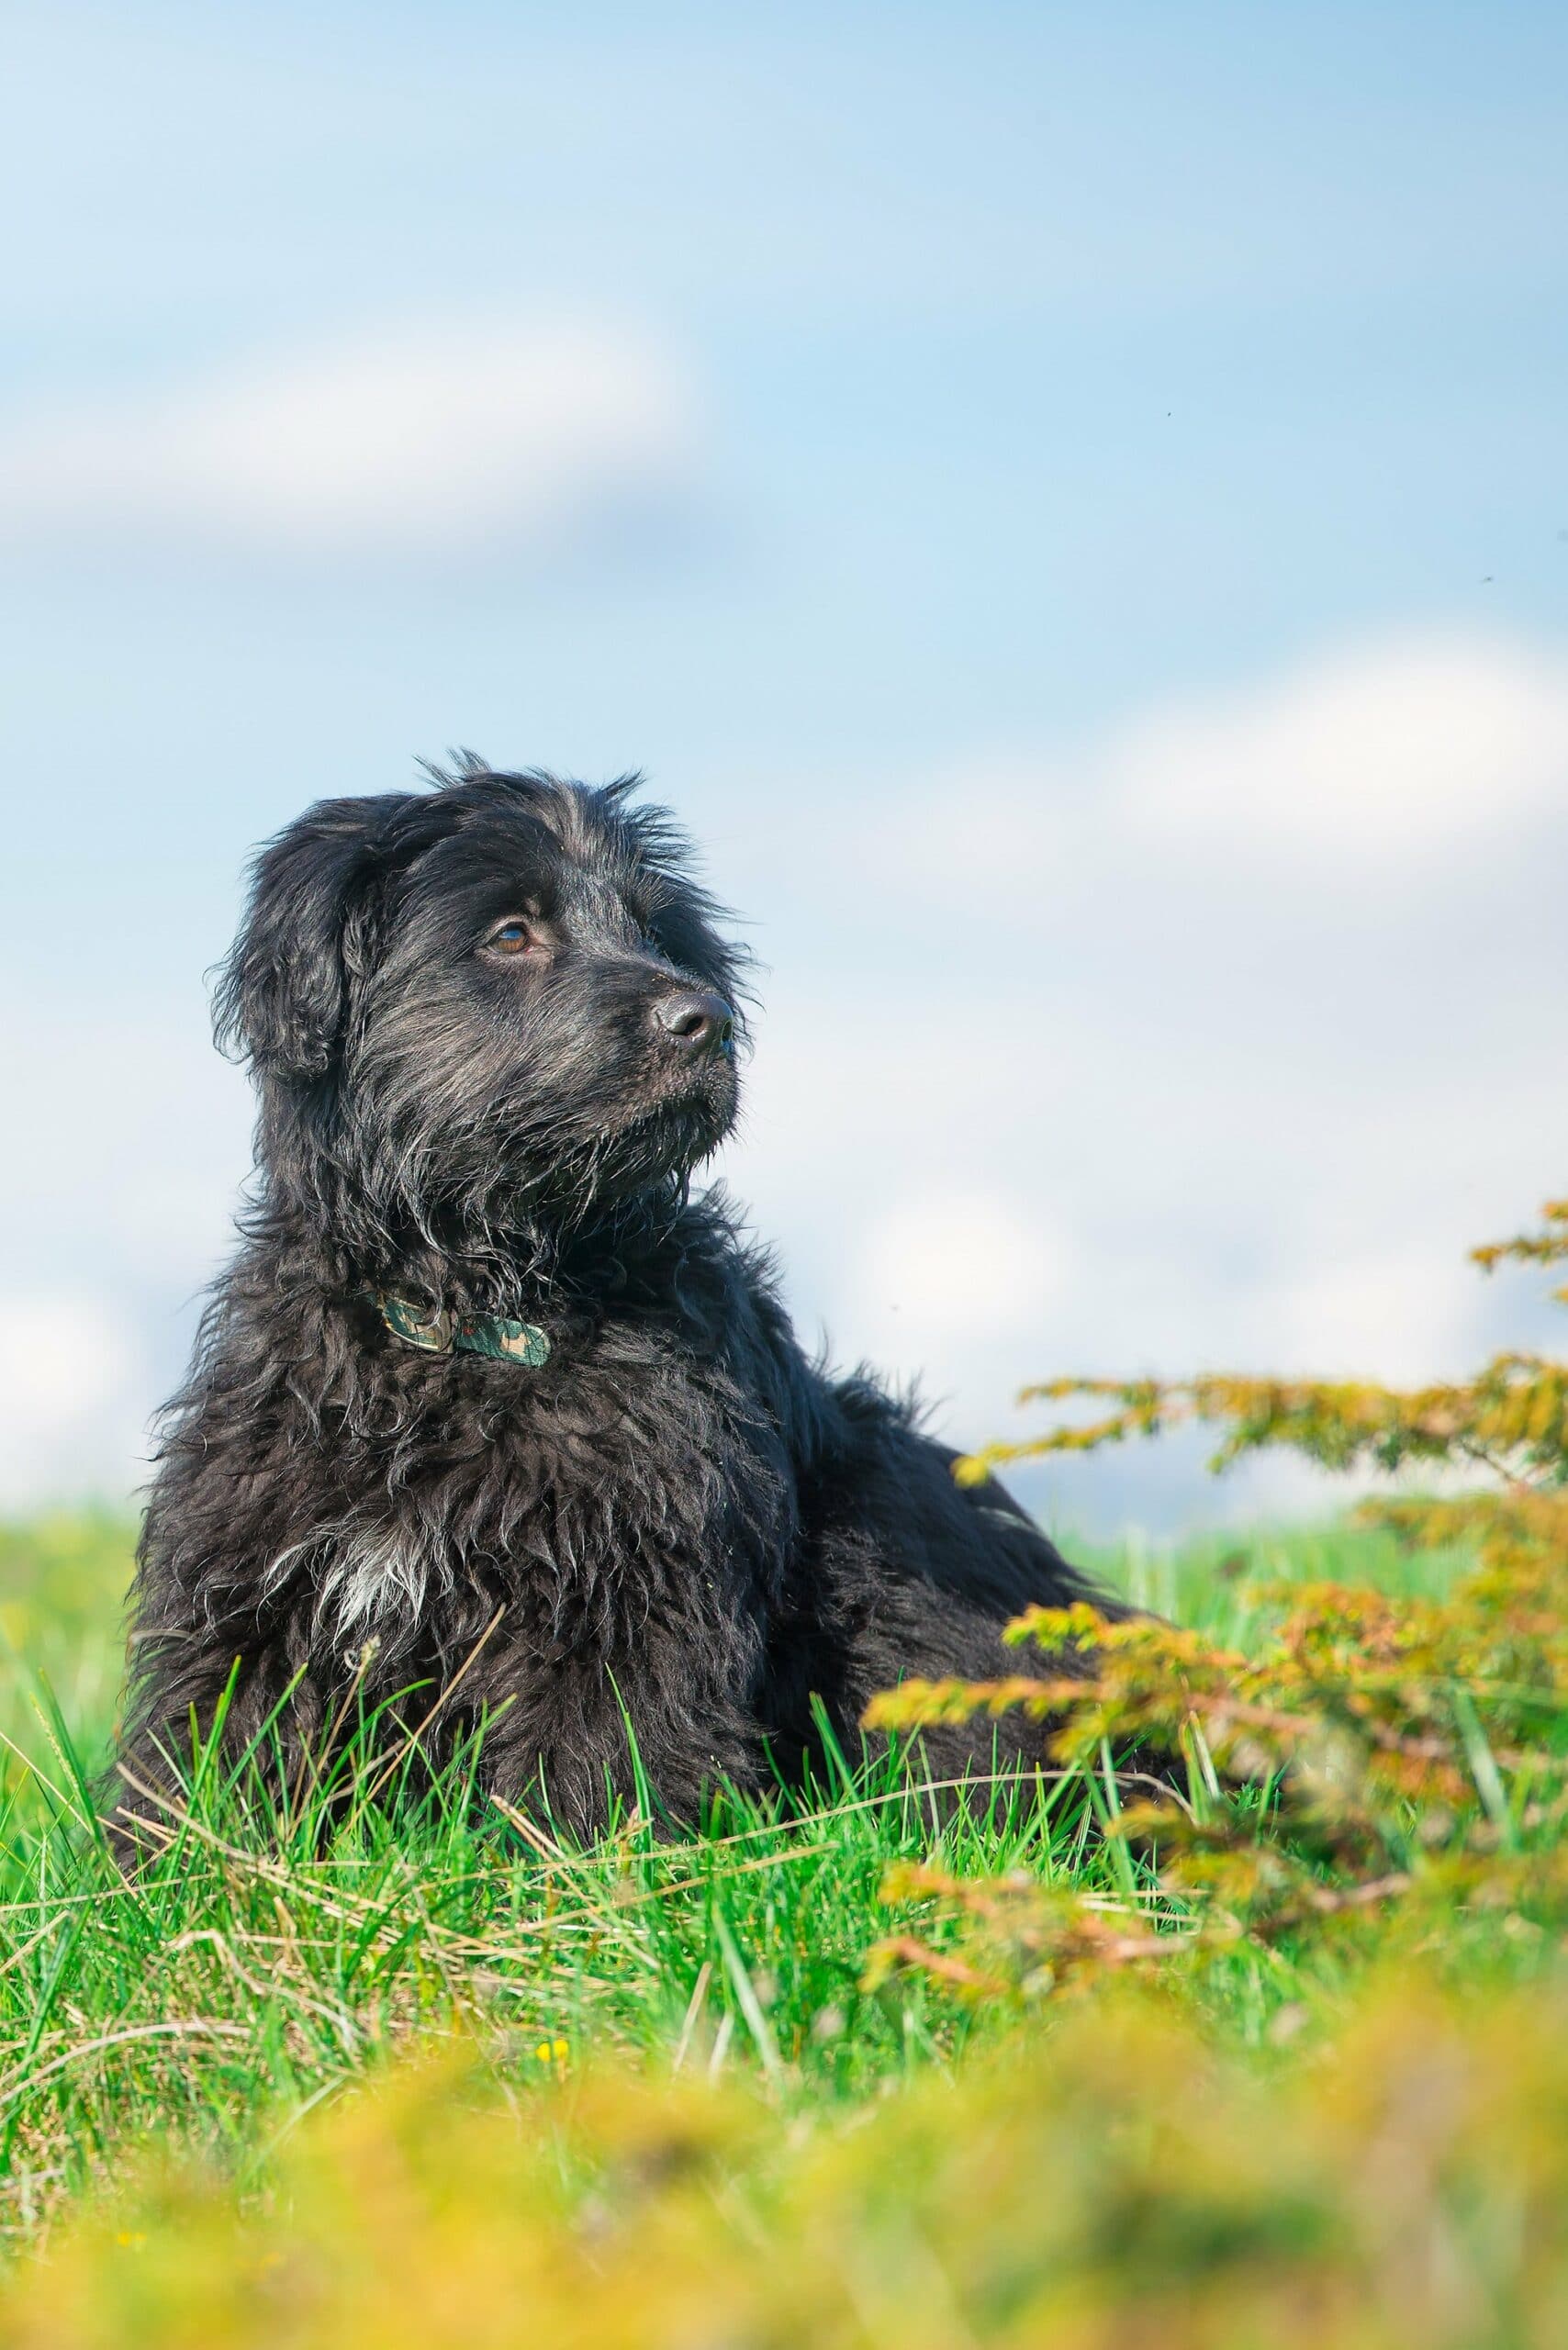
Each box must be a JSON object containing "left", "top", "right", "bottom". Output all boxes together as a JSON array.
[{"left": 488, "top": 918, "right": 537, "bottom": 956}]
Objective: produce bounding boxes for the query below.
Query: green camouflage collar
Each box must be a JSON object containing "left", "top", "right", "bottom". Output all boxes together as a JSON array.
[{"left": 375, "top": 1292, "right": 552, "bottom": 1369}]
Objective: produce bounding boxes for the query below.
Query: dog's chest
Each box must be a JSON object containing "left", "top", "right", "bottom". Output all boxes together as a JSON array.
[{"left": 305, "top": 1344, "right": 793, "bottom": 1656}]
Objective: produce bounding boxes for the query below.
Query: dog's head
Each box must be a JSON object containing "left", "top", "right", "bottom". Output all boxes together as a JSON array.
[{"left": 216, "top": 764, "right": 745, "bottom": 1241}]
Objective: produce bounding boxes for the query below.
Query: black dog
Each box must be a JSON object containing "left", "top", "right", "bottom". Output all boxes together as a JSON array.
[{"left": 118, "top": 764, "right": 1116, "bottom": 1850}]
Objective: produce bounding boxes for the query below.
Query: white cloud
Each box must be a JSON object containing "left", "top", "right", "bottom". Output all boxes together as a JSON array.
[
  {"left": 0, "top": 318, "right": 699, "bottom": 560},
  {"left": 882, "top": 630, "right": 1568, "bottom": 900},
  {"left": 1261, "top": 1251, "right": 1484, "bottom": 1387},
  {"left": 0, "top": 1003, "right": 252, "bottom": 1282},
  {"left": 0, "top": 1294, "right": 147, "bottom": 1507},
  {"left": 1114, "top": 633, "right": 1568, "bottom": 864},
  {"left": 849, "top": 1188, "right": 1067, "bottom": 1343}
]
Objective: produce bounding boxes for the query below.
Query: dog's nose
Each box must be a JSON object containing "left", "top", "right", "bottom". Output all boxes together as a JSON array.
[{"left": 653, "top": 988, "right": 735, "bottom": 1057}]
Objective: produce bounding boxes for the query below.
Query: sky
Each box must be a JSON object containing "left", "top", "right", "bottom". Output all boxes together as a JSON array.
[{"left": 1, "top": 0, "right": 1565, "bottom": 1534}]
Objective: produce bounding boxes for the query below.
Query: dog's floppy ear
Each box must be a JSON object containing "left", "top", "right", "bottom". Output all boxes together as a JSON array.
[{"left": 215, "top": 795, "right": 404, "bottom": 1078}]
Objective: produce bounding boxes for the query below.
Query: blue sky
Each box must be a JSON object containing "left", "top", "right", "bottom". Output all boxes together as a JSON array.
[{"left": 2, "top": 2, "right": 1565, "bottom": 1528}]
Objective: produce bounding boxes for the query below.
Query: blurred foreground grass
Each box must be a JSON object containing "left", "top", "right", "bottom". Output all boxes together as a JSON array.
[
  {"left": 14, "top": 1975, "right": 1568, "bottom": 2350},
  {"left": 0, "top": 1507, "right": 1562, "bottom": 2347}
]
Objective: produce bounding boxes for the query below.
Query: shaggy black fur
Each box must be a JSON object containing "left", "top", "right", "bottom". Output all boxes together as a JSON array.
[{"left": 118, "top": 764, "right": 1119, "bottom": 1852}]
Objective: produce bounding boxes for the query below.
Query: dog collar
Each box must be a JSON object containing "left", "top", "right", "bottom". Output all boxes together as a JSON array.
[{"left": 375, "top": 1292, "right": 552, "bottom": 1368}]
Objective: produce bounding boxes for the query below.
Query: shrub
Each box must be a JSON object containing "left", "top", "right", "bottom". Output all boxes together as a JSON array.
[{"left": 866, "top": 1195, "right": 1568, "bottom": 1996}]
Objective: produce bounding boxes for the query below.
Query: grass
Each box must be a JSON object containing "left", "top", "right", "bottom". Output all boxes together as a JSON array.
[{"left": 1, "top": 1507, "right": 1564, "bottom": 2344}]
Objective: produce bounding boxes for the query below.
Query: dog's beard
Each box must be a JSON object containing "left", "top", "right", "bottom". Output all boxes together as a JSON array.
[
  {"left": 607, "top": 1094, "right": 731, "bottom": 1184},
  {"left": 561, "top": 1060, "right": 738, "bottom": 1207},
  {"left": 357, "top": 1059, "right": 738, "bottom": 1244}
]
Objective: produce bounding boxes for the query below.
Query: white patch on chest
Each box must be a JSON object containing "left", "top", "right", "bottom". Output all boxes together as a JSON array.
[
  {"left": 318, "top": 1528, "right": 435, "bottom": 1641},
  {"left": 263, "top": 1523, "right": 449, "bottom": 1650}
]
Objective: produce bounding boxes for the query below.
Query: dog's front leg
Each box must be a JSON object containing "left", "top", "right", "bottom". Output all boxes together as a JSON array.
[
  {"left": 108, "top": 1618, "right": 334, "bottom": 1869},
  {"left": 471, "top": 1623, "right": 766, "bottom": 1845}
]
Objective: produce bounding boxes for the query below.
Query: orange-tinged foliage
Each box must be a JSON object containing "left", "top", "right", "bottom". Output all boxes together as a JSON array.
[
  {"left": 1471, "top": 1195, "right": 1568, "bottom": 1294},
  {"left": 868, "top": 1194, "right": 1568, "bottom": 1997},
  {"left": 956, "top": 1356, "right": 1568, "bottom": 1484}
]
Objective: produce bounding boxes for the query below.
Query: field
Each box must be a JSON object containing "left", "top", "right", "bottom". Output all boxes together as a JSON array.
[{"left": 1, "top": 1496, "right": 1565, "bottom": 2346}]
